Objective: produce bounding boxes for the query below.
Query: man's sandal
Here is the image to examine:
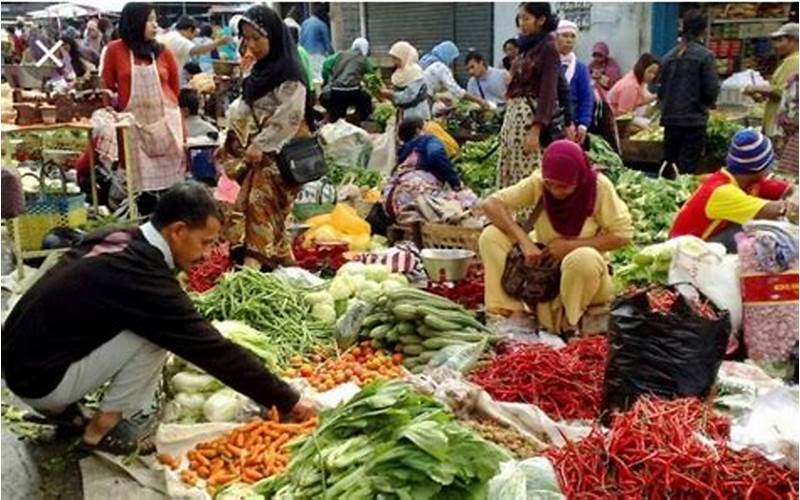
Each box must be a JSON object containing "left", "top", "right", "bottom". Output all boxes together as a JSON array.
[
  {"left": 79, "top": 418, "right": 156, "bottom": 455},
  {"left": 23, "top": 402, "right": 90, "bottom": 434}
]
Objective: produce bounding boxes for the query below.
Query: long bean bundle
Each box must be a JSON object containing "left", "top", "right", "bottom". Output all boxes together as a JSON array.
[{"left": 193, "top": 267, "right": 336, "bottom": 366}]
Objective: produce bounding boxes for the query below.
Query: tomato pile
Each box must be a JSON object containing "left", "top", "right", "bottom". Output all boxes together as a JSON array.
[
  {"left": 425, "top": 265, "right": 485, "bottom": 310},
  {"left": 285, "top": 341, "right": 404, "bottom": 392},
  {"left": 292, "top": 240, "right": 348, "bottom": 273}
]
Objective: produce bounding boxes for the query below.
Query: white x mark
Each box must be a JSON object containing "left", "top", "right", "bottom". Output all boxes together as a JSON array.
[{"left": 35, "top": 40, "right": 64, "bottom": 68}]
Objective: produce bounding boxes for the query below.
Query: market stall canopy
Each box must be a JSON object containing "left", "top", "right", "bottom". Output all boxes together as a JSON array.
[
  {"left": 28, "top": 3, "right": 94, "bottom": 19},
  {"left": 72, "top": 0, "right": 121, "bottom": 14}
]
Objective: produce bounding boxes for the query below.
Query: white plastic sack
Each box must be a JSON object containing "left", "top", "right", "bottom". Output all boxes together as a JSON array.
[
  {"left": 367, "top": 116, "right": 397, "bottom": 176},
  {"left": 730, "top": 386, "right": 799, "bottom": 471},
  {"left": 668, "top": 237, "right": 741, "bottom": 338},
  {"left": 488, "top": 457, "right": 565, "bottom": 500},
  {"left": 714, "top": 361, "right": 783, "bottom": 416},
  {"left": 719, "top": 70, "right": 769, "bottom": 107},
  {"left": 320, "top": 119, "right": 373, "bottom": 168}
]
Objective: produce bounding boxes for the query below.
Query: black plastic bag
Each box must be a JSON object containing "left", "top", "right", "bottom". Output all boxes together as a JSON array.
[{"left": 603, "top": 284, "right": 731, "bottom": 414}]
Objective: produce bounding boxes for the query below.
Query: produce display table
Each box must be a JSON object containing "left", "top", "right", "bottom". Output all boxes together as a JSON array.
[
  {"left": 2, "top": 121, "right": 138, "bottom": 220},
  {"left": 2, "top": 122, "right": 137, "bottom": 278}
]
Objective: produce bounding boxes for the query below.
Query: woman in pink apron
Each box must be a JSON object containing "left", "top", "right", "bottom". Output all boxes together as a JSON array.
[{"left": 101, "top": 3, "right": 185, "bottom": 215}]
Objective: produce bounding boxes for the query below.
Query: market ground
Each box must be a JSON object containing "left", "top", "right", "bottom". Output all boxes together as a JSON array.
[{"left": 2, "top": 387, "right": 84, "bottom": 500}]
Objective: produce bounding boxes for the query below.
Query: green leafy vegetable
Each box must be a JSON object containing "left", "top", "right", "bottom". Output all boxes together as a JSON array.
[{"left": 256, "top": 381, "right": 510, "bottom": 499}]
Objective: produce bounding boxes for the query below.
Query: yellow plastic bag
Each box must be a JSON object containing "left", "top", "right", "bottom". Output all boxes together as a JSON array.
[
  {"left": 424, "top": 121, "right": 459, "bottom": 158},
  {"left": 306, "top": 213, "right": 332, "bottom": 228},
  {"left": 329, "top": 203, "right": 370, "bottom": 236},
  {"left": 303, "top": 224, "right": 344, "bottom": 247}
]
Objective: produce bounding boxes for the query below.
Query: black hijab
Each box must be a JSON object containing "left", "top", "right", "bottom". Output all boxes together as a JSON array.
[
  {"left": 119, "top": 2, "right": 163, "bottom": 61},
  {"left": 239, "top": 5, "right": 306, "bottom": 105}
]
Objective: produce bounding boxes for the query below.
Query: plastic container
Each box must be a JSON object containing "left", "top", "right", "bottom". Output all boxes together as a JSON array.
[{"left": 40, "top": 105, "right": 57, "bottom": 125}]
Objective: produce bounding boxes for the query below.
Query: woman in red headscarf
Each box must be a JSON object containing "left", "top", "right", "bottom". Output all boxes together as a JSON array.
[
  {"left": 479, "top": 140, "right": 633, "bottom": 335},
  {"left": 589, "top": 41, "right": 622, "bottom": 91}
]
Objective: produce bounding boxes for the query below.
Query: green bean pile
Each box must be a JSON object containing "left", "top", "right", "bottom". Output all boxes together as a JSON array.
[{"left": 192, "top": 267, "right": 336, "bottom": 366}]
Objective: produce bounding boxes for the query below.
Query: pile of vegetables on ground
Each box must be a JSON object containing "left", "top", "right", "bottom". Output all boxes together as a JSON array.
[
  {"left": 355, "top": 285, "right": 494, "bottom": 374},
  {"left": 456, "top": 136, "right": 499, "bottom": 197},
  {"left": 370, "top": 102, "right": 396, "bottom": 130},
  {"left": 545, "top": 396, "right": 798, "bottom": 498},
  {"left": 159, "top": 410, "right": 317, "bottom": 495},
  {"left": 444, "top": 101, "right": 503, "bottom": 136},
  {"left": 284, "top": 341, "right": 404, "bottom": 391},
  {"left": 192, "top": 268, "right": 337, "bottom": 366},
  {"left": 254, "top": 381, "right": 511, "bottom": 499},
  {"left": 469, "top": 336, "right": 608, "bottom": 421}
]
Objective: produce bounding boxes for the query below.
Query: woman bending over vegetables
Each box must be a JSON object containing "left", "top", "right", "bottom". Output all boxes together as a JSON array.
[
  {"left": 480, "top": 140, "right": 633, "bottom": 334},
  {"left": 216, "top": 5, "right": 311, "bottom": 270}
]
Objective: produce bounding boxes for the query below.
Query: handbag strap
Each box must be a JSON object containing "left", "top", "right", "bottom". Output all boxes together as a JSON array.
[{"left": 521, "top": 196, "right": 545, "bottom": 233}]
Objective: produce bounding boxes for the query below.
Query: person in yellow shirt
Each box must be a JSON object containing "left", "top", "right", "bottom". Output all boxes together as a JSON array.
[
  {"left": 744, "top": 23, "right": 799, "bottom": 139},
  {"left": 479, "top": 140, "right": 633, "bottom": 335}
]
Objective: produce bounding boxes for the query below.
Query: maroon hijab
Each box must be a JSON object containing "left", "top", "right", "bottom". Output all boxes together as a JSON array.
[{"left": 540, "top": 140, "right": 599, "bottom": 238}]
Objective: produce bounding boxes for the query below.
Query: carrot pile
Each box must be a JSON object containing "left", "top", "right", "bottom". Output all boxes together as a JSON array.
[
  {"left": 545, "top": 397, "right": 798, "bottom": 498},
  {"left": 284, "top": 341, "right": 404, "bottom": 391},
  {"left": 158, "top": 408, "right": 317, "bottom": 494}
]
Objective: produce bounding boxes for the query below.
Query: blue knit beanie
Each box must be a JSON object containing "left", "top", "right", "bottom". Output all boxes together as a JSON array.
[{"left": 726, "top": 128, "right": 775, "bottom": 174}]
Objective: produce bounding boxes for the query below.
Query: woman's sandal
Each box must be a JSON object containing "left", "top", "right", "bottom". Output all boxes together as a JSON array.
[{"left": 80, "top": 418, "right": 156, "bottom": 455}]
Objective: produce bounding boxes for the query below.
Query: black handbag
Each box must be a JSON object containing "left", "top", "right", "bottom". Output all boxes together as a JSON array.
[{"left": 277, "top": 136, "right": 328, "bottom": 185}]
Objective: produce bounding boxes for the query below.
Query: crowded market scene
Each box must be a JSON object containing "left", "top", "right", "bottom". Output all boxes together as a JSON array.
[{"left": 0, "top": 0, "right": 798, "bottom": 498}]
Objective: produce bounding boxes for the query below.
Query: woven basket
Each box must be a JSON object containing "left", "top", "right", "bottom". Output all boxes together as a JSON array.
[
  {"left": 13, "top": 164, "right": 87, "bottom": 251},
  {"left": 420, "top": 222, "right": 483, "bottom": 253}
]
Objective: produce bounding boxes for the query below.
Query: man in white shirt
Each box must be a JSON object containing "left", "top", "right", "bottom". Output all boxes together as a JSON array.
[
  {"left": 465, "top": 51, "right": 509, "bottom": 106},
  {"left": 157, "top": 16, "right": 230, "bottom": 85}
]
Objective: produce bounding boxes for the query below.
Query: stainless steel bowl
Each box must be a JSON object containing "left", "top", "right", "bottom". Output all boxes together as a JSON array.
[{"left": 421, "top": 248, "right": 475, "bottom": 282}]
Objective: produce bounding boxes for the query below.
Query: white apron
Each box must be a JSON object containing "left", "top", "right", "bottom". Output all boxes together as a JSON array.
[{"left": 126, "top": 50, "right": 184, "bottom": 192}]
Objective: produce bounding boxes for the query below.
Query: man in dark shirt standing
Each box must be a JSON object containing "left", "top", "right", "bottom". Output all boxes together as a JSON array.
[
  {"left": 658, "top": 10, "right": 721, "bottom": 174},
  {"left": 2, "top": 181, "right": 315, "bottom": 454}
]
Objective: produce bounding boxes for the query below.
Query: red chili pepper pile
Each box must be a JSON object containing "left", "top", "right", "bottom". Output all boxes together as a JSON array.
[
  {"left": 187, "top": 243, "right": 232, "bottom": 293},
  {"left": 426, "top": 265, "right": 485, "bottom": 310},
  {"left": 545, "top": 396, "right": 798, "bottom": 499},
  {"left": 292, "top": 239, "right": 348, "bottom": 272},
  {"left": 468, "top": 336, "right": 608, "bottom": 421}
]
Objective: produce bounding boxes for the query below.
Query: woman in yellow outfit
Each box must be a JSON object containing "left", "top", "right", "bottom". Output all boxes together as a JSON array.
[{"left": 480, "top": 140, "right": 633, "bottom": 333}]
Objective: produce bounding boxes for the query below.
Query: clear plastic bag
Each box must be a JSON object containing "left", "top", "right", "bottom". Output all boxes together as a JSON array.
[
  {"left": 487, "top": 457, "right": 565, "bottom": 500},
  {"left": 335, "top": 299, "right": 372, "bottom": 349},
  {"left": 427, "top": 337, "right": 488, "bottom": 373},
  {"left": 730, "top": 386, "right": 799, "bottom": 471}
]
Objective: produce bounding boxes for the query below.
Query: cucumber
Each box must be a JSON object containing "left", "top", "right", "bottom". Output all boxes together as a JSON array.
[
  {"left": 403, "top": 344, "right": 425, "bottom": 356},
  {"left": 392, "top": 304, "right": 419, "bottom": 321},
  {"left": 386, "top": 288, "right": 463, "bottom": 310},
  {"left": 371, "top": 339, "right": 384, "bottom": 349},
  {"left": 369, "top": 324, "right": 392, "bottom": 339},
  {"left": 398, "top": 334, "right": 422, "bottom": 345},
  {"left": 385, "top": 327, "right": 400, "bottom": 343},
  {"left": 403, "top": 356, "right": 421, "bottom": 369},
  {"left": 395, "top": 321, "right": 416, "bottom": 335},
  {"left": 424, "top": 315, "right": 462, "bottom": 331},
  {"left": 362, "top": 313, "right": 392, "bottom": 329},
  {"left": 416, "top": 305, "right": 487, "bottom": 331},
  {"left": 422, "top": 337, "right": 471, "bottom": 350},
  {"left": 430, "top": 330, "right": 487, "bottom": 343},
  {"left": 410, "top": 364, "right": 427, "bottom": 374},
  {"left": 417, "top": 326, "right": 438, "bottom": 338},
  {"left": 417, "top": 351, "right": 435, "bottom": 363}
]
